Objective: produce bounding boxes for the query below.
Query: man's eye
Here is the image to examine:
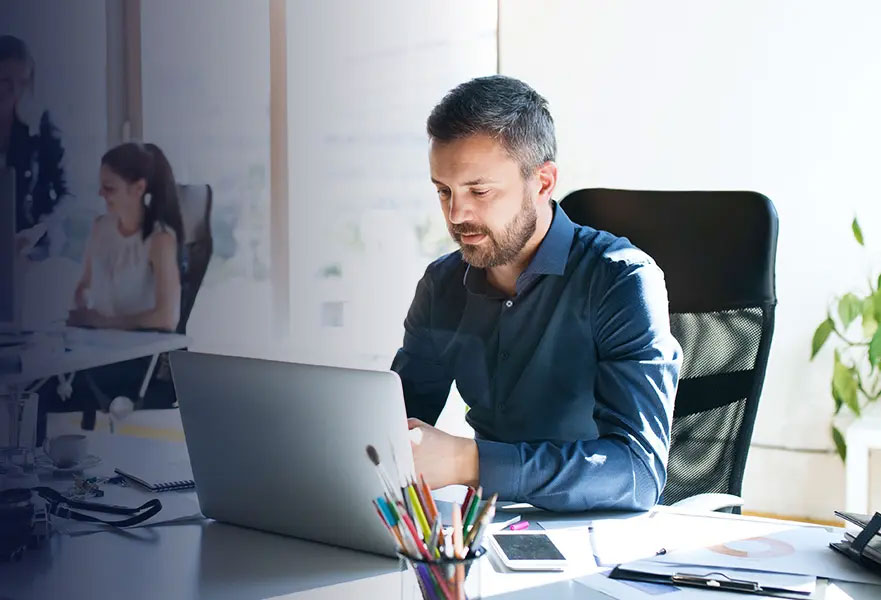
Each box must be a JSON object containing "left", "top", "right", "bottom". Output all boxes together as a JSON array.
[
  {"left": 437, "top": 189, "right": 450, "bottom": 198},
  {"left": 472, "top": 189, "right": 489, "bottom": 197}
]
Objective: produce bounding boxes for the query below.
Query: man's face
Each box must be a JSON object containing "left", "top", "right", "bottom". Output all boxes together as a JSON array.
[{"left": 429, "top": 134, "right": 537, "bottom": 268}]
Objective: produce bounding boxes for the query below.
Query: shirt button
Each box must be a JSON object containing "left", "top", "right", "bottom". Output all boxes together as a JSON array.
[
  {"left": 500, "top": 351, "right": 510, "bottom": 360},
  {"left": 504, "top": 300, "right": 514, "bottom": 308}
]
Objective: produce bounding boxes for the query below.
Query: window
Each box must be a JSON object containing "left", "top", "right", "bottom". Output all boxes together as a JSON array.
[
  {"left": 140, "top": 0, "right": 273, "bottom": 352},
  {"left": 285, "top": 0, "right": 497, "bottom": 368}
]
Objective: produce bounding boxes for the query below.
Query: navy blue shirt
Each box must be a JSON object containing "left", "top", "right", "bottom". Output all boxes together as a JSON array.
[{"left": 392, "top": 202, "right": 682, "bottom": 512}]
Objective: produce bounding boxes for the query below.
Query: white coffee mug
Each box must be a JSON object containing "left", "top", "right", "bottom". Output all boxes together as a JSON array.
[{"left": 44, "top": 434, "right": 88, "bottom": 468}]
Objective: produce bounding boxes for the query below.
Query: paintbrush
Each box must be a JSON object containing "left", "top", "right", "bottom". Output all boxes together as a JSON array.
[{"left": 366, "top": 444, "right": 402, "bottom": 504}]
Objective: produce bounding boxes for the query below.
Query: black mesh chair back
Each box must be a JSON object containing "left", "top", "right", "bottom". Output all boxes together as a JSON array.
[
  {"left": 176, "top": 183, "right": 213, "bottom": 334},
  {"left": 560, "top": 189, "right": 778, "bottom": 508}
]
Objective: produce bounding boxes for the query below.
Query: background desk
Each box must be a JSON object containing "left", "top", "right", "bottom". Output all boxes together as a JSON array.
[{"left": 0, "top": 327, "right": 190, "bottom": 389}]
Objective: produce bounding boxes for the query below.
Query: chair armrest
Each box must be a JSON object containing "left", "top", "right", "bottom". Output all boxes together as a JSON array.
[{"left": 670, "top": 493, "right": 744, "bottom": 512}]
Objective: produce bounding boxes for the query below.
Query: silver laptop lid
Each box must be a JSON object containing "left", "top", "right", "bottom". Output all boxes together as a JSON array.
[{"left": 170, "top": 351, "right": 414, "bottom": 557}]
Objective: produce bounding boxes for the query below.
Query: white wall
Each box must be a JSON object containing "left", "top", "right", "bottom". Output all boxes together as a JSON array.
[{"left": 500, "top": 0, "right": 881, "bottom": 518}]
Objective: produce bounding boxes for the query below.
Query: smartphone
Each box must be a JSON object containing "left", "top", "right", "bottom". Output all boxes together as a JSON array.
[{"left": 488, "top": 531, "right": 567, "bottom": 571}]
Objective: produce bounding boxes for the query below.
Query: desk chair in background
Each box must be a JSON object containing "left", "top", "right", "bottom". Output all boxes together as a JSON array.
[
  {"left": 173, "top": 183, "right": 214, "bottom": 337},
  {"left": 80, "top": 183, "right": 213, "bottom": 424},
  {"left": 560, "top": 189, "right": 778, "bottom": 513},
  {"left": 138, "top": 182, "right": 214, "bottom": 404}
]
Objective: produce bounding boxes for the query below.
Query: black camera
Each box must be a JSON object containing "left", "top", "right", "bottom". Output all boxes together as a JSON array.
[{"left": 0, "top": 488, "right": 49, "bottom": 562}]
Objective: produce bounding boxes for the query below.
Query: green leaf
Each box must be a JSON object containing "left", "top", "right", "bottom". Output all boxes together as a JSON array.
[
  {"left": 853, "top": 217, "right": 864, "bottom": 246},
  {"left": 873, "top": 291, "right": 881, "bottom": 324},
  {"left": 831, "top": 425, "right": 847, "bottom": 462},
  {"left": 870, "top": 328, "right": 881, "bottom": 367},
  {"left": 832, "top": 358, "right": 861, "bottom": 417},
  {"left": 863, "top": 298, "right": 878, "bottom": 338},
  {"left": 811, "top": 318, "right": 835, "bottom": 359},
  {"left": 838, "top": 293, "right": 862, "bottom": 329}
]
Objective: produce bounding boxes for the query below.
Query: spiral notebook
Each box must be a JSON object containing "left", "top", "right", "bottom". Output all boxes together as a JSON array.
[{"left": 114, "top": 458, "right": 195, "bottom": 492}]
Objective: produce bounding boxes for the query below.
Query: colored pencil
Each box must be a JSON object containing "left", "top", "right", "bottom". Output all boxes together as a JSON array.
[
  {"left": 462, "top": 486, "right": 482, "bottom": 532},
  {"left": 461, "top": 488, "right": 475, "bottom": 519},
  {"left": 463, "top": 492, "right": 497, "bottom": 548}
]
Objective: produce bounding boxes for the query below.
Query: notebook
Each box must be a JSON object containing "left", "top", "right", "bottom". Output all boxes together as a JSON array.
[{"left": 114, "top": 458, "right": 195, "bottom": 492}]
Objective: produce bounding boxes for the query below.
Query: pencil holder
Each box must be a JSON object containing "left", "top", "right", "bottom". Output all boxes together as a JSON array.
[{"left": 398, "top": 547, "right": 487, "bottom": 600}]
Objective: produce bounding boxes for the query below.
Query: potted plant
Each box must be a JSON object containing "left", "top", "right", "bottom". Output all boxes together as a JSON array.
[{"left": 811, "top": 217, "right": 881, "bottom": 460}]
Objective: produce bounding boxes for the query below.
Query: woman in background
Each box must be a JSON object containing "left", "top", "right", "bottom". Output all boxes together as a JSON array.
[
  {"left": 36, "top": 142, "right": 183, "bottom": 441},
  {"left": 67, "top": 142, "right": 183, "bottom": 331},
  {"left": 0, "top": 35, "right": 67, "bottom": 239}
]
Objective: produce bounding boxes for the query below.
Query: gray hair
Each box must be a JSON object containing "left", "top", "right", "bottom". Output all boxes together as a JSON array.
[{"left": 427, "top": 75, "right": 556, "bottom": 178}]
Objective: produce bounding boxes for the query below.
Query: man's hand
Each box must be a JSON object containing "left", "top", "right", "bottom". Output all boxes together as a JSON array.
[{"left": 408, "top": 417, "right": 479, "bottom": 490}]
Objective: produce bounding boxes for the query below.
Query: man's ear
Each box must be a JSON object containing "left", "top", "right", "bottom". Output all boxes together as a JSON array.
[{"left": 535, "top": 161, "right": 558, "bottom": 206}]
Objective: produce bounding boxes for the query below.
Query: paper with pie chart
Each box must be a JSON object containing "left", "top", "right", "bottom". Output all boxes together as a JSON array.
[{"left": 649, "top": 525, "right": 881, "bottom": 586}]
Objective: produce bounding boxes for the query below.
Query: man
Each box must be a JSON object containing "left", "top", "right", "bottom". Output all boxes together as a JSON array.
[{"left": 391, "top": 76, "right": 681, "bottom": 512}]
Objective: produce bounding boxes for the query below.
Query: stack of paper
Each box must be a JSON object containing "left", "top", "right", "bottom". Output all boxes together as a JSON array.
[{"left": 586, "top": 510, "right": 881, "bottom": 597}]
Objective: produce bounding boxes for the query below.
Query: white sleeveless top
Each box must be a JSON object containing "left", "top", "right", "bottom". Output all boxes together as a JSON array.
[{"left": 86, "top": 215, "right": 175, "bottom": 317}]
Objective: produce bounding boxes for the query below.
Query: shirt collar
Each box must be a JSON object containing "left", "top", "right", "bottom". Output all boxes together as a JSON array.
[
  {"left": 462, "top": 201, "right": 576, "bottom": 297},
  {"left": 521, "top": 200, "right": 575, "bottom": 278}
]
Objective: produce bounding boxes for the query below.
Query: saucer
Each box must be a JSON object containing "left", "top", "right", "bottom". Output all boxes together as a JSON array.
[{"left": 36, "top": 454, "right": 102, "bottom": 473}]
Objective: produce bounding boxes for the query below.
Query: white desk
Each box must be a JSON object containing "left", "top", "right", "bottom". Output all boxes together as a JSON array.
[
  {"left": 0, "top": 327, "right": 190, "bottom": 389},
  {"left": 3, "top": 425, "right": 880, "bottom": 600}
]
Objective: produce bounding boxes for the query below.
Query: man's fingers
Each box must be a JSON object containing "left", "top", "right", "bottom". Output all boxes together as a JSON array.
[{"left": 407, "top": 417, "right": 426, "bottom": 429}]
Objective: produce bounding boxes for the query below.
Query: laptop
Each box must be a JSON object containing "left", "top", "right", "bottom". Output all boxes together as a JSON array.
[{"left": 169, "top": 351, "right": 415, "bottom": 557}]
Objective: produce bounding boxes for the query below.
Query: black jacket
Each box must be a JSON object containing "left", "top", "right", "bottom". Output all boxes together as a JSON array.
[{"left": 5, "top": 111, "right": 68, "bottom": 232}]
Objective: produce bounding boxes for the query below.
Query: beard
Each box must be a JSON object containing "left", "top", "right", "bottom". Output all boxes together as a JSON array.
[{"left": 449, "top": 191, "right": 538, "bottom": 269}]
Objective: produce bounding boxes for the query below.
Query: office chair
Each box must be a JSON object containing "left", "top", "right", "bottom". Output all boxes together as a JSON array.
[
  {"left": 560, "top": 188, "right": 778, "bottom": 513},
  {"left": 79, "top": 183, "right": 213, "bottom": 424},
  {"left": 174, "top": 183, "right": 214, "bottom": 336}
]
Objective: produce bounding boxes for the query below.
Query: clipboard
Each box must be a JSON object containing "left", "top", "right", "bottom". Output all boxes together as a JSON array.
[
  {"left": 829, "top": 511, "right": 881, "bottom": 575},
  {"left": 609, "top": 564, "right": 817, "bottom": 599}
]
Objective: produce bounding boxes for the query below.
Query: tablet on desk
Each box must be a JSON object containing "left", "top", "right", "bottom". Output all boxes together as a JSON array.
[{"left": 489, "top": 531, "right": 568, "bottom": 571}]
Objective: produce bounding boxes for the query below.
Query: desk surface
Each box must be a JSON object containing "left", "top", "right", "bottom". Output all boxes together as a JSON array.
[
  {"left": 3, "top": 419, "right": 880, "bottom": 600},
  {"left": 0, "top": 327, "right": 189, "bottom": 387}
]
